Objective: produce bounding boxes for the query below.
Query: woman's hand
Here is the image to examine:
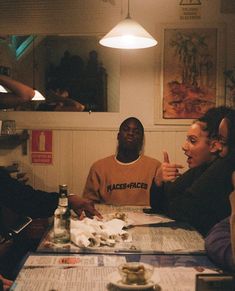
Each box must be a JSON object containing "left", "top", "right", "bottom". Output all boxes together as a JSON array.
[{"left": 155, "top": 151, "right": 183, "bottom": 186}]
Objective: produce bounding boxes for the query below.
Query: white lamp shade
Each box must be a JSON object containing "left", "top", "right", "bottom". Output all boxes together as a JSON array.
[
  {"left": 0, "top": 85, "right": 8, "bottom": 93},
  {"left": 99, "top": 17, "right": 157, "bottom": 49},
  {"left": 31, "top": 90, "right": 45, "bottom": 101}
]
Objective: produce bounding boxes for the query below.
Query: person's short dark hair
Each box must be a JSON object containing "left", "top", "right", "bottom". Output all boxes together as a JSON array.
[
  {"left": 119, "top": 117, "right": 144, "bottom": 136},
  {"left": 197, "top": 106, "right": 235, "bottom": 139}
]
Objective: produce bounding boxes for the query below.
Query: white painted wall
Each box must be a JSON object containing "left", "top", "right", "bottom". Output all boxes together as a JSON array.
[
  {"left": 0, "top": 129, "right": 186, "bottom": 194},
  {"left": 0, "top": 0, "right": 235, "bottom": 194}
]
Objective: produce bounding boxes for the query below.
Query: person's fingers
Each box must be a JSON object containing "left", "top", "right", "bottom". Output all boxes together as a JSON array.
[
  {"left": 163, "top": 164, "right": 184, "bottom": 170},
  {"left": 83, "top": 211, "right": 91, "bottom": 219},
  {"left": 162, "top": 164, "right": 183, "bottom": 182},
  {"left": 74, "top": 208, "right": 83, "bottom": 219},
  {"left": 176, "top": 164, "right": 184, "bottom": 169},
  {"left": 3, "top": 279, "right": 12, "bottom": 287},
  {"left": 164, "top": 169, "right": 181, "bottom": 176},
  {"left": 163, "top": 174, "right": 179, "bottom": 180},
  {"left": 93, "top": 209, "right": 103, "bottom": 219},
  {"left": 78, "top": 212, "right": 85, "bottom": 220},
  {"left": 0, "top": 275, "right": 12, "bottom": 288},
  {"left": 85, "top": 201, "right": 103, "bottom": 219},
  {"left": 162, "top": 151, "right": 184, "bottom": 169},
  {"left": 163, "top": 150, "right": 170, "bottom": 163},
  {"left": 84, "top": 208, "right": 103, "bottom": 219}
]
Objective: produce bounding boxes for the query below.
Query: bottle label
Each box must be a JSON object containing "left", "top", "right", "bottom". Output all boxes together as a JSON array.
[{"left": 59, "top": 197, "right": 68, "bottom": 207}]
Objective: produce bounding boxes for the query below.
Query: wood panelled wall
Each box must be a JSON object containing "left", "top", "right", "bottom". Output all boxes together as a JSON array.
[{"left": 0, "top": 129, "right": 187, "bottom": 195}]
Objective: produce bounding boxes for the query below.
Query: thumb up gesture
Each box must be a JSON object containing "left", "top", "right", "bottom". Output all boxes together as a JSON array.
[{"left": 155, "top": 151, "right": 184, "bottom": 186}]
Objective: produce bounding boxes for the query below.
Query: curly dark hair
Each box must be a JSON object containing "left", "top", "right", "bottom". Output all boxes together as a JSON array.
[{"left": 196, "top": 106, "right": 235, "bottom": 140}]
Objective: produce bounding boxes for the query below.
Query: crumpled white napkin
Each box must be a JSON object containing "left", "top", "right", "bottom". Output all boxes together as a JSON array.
[{"left": 70, "top": 217, "right": 131, "bottom": 248}]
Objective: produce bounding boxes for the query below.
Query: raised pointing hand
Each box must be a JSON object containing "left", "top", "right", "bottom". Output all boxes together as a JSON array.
[
  {"left": 155, "top": 151, "right": 183, "bottom": 186},
  {"left": 161, "top": 150, "right": 183, "bottom": 182},
  {"left": 163, "top": 150, "right": 170, "bottom": 163}
]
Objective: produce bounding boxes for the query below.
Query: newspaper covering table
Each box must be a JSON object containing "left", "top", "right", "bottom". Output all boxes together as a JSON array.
[
  {"left": 10, "top": 253, "right": 218, "bottom": 291},
  {"left": 37, "top": 205, "right": 205, "bottom": 254}
]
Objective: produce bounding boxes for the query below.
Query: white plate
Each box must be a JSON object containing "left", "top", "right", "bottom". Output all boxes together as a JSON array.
[{"left": 109, "top": 271, "right": 156, "bottom": 290}]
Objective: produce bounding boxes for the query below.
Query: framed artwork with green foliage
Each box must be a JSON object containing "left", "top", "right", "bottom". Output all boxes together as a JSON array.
[{"left": 155, "top": 23, "right": 225, "bottom": 125}]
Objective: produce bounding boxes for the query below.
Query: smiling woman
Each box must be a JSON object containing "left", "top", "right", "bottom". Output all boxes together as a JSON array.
[{"left": 0, "top": 35, "right": 120, "bottom": 112}]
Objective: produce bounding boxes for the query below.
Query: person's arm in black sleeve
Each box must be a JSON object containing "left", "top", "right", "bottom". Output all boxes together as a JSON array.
[
  {"left": 163, "top": 163, "right": 207, "bottom": 197},
  {"left": 150, "top": 165, "right": 203, "bottom": 214},
  {"left": 165, "top": 155, "right": 235, "bottom": 235},
  {"left": 150, "top": 179, "right": 166, "bottom": 212},
  {"left": 0, "top": 169, "right": 58, "bottom": 218}
]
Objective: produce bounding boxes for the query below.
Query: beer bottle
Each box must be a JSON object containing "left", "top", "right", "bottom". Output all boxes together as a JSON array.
[{"left": 53, "top": 184, "right": 70, "bottom": 243}]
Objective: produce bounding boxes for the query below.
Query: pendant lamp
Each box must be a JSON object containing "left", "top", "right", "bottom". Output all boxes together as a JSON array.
[
  {"left": 0, "top": 85, "right": 7, "bottom": 93},
  {"left": 99, "top": 0, "right": 157, "bottom": 49},
  {"left": 31, "top": 90, "right": 45, "bottom": 101},
  {"left": 31, "top": 36, "right": 45, "bottom": 101}
]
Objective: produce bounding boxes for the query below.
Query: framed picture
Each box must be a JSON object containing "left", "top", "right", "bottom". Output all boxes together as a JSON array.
[
  {"left": 224, "top": 67, "right": 235, "bottom": 108},
  {"left": 155, "top": 23, "right": 226, "bottom": 125}
]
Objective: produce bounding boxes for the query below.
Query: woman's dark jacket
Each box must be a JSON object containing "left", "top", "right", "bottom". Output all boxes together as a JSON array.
[{"left": 150, "top": 153, "right": 235, "bottom": 236}]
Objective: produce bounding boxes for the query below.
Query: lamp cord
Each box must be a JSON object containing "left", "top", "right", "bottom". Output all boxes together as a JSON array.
[{"left": 127, "top": 0, "right": 130, "bottom": 18}]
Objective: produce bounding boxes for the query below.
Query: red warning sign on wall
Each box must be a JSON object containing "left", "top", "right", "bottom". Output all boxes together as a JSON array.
[{"left": 31, "top": 130, "right": 53, "bottom": 164}]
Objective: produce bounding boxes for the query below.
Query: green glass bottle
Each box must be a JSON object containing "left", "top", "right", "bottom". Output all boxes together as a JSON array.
[{"left": 53, "top": 184, "right": 70, "bottom": 243}]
